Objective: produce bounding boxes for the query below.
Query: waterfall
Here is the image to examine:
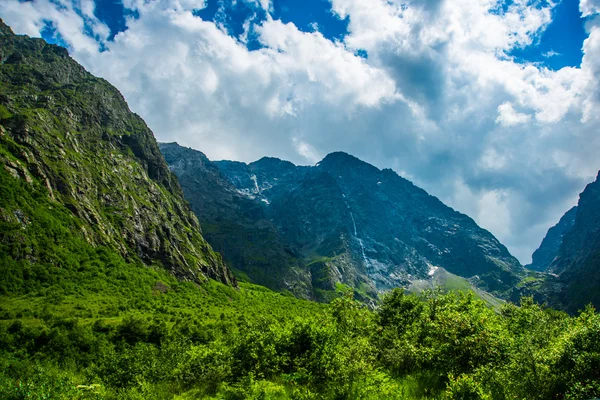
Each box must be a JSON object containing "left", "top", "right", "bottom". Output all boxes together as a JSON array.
[{"left": 349, "top": 210, "right": 369, "bottom": 268}]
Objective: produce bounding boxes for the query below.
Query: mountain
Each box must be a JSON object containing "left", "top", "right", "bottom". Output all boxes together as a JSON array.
[
  {"left": 526, "top": 206, "right": 577, "bottom": 272},
  {"left": 544, "top": 172, "right": 600, "bottom": 312},
  {"left": 159, "top": 142, "right": 311, "bottom": 297},
  {"left": 0, "top": 20, "right": 235, "bottom": 292},
  {"left": 162, "top": 143, "right": 523, "bottom": 300}
]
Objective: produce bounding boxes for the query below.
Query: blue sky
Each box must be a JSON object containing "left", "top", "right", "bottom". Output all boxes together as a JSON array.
[
  {"left": 3, "top": 0, "right": 600, "bottom": 264},
  {"left": 510, "top": 0, "right": 588, "bottom": 70},
  {"left": 42, "top": 0, "right": 589, "bottom": 70}
]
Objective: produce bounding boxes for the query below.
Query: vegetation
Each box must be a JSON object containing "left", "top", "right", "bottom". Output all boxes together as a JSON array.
[
  {"left": 2, "top": 267, "right": 600, "bottom": 399},
  {"left": 1, "top": 20, "right": 600, "bottom": 400},
  {"left": 1, "top": 163, "right": 600, "bottom": 399}
]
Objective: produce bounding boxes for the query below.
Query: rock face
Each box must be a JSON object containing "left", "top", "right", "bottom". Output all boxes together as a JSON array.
[
  {"left": 544, "top": 172, "right": 600, "bottom": 312},
  {"left": 162, "top": 144, "right": 523, "bottom": 300},
  {"left": 0, "top": 20, "right": 235, "bottom": 286},
  {"left": 159, "top": 143, "right": 309, "bottom": 296},
  {"left": 526, "top": 207, "right": 577, "bottom": 272}
]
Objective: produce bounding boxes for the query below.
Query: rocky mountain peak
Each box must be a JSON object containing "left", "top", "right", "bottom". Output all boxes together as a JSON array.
[
  {"left": 526, "top": 206, "right": 577, "bottom": 272},
  {"left": 318, "top": 151, "right": 374, "bottom": 170},
  {"left": 162, "top": 143, "right": 523, "bottom": 300},
  {"left": 251, "top": 156, "right": 296, "bottom": 170},
  {"left": 530, "top": 170, "right": 600, "bottom": 313}
]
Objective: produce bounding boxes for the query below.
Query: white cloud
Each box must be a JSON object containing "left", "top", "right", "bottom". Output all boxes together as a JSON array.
[
  {"left": 293, "top": 138, "right": 322, "bottom": 164},
  {"left": 496, "top": 102, "right": 531, "bottom": 126},
  {"left": 1, "top": 0, "right": 599, "bottom": 264},
  {"left": 0, "top": 0, "right": 107, "bottom": 53},
  {"left": 581, "top": 0, "right": 600, "bottom": 17},
  {"left": 543, "top": 50, "right": 561, "bottom": 58}
]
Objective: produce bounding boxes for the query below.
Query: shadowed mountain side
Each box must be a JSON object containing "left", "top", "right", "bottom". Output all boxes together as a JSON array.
[
  {"left": 526, "top": 206, "right": 577, "bottom": 272},
  {"left": 162, "top": 143, "right": 523, "bottom": 301}
]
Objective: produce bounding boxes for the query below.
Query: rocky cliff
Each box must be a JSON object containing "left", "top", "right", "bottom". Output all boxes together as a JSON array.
[
  {"left": 159, "top": 143, "right": 308, "bottom": 296},
  {"left": 545, "top": 172, "right": 600, "bottom": 312},
  {"left": 526, "top": 206, "right": 577, "bottom": 272},
  {"left": 0, "top": 20, "right": 235, "bottom": 287}
]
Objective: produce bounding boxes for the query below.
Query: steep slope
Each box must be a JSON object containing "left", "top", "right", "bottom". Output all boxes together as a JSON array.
[
  {"left": 165, "top": 144, "right": 522, "bottom": 299},
  {"left": 0, "top": 20, "right": 234, "bottom": 290},
  {"left": 526, "top": 206, "right": 577, "bottom": 272},
  {"left": 545, "top": 172, "right": 600, "bottom": 312},
  {"left": 311, "top": 152, "right": 522, "bottom": 294},
  {"left": 159, "top": 143, "right": 311, "bottom": 297}
]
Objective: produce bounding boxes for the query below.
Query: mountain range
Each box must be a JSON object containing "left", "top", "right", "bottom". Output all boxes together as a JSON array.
[
  {"left": 2, "top": 17, "right": 600, "bottom": 314},
  {"left": 160, "top": 143, "right": 523, "bottom": 302}
]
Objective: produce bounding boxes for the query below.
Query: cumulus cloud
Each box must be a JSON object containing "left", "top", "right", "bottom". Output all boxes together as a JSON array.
[
  {"left": 1, "top": 0, "right": 600, "bottom": 264},
  {"left": 496, "top": 102, "right": 531, "bottom": 126},
  {"left": 581, "top": 0, "right": 600, "bottom": 17}
]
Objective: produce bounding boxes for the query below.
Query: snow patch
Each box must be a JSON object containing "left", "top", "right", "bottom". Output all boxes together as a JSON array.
[
  {"left": 427, "top": 264, "right": 439, "bottom": 276},
  {"left": 237, "top": 188, "right": 256, "bottom": 199}
]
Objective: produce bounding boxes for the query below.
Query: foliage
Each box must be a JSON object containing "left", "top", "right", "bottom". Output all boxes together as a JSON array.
[
  {"left": 2, "top": 279, "right": 600, "bottom": 399},
  {"left": 0, "top": 171, "right": 598, "bottom": 398}
]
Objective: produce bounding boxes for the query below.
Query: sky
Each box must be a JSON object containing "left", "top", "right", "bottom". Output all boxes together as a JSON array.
[{"left": 2, "top": 0, "right": 600, "bottom": 264}]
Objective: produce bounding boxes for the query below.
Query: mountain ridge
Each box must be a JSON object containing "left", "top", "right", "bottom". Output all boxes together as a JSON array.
[
  {"left": 526, "top": 206, "right": 578, "bottom": 272},
  {"left": 161, "top": 142, "right": 523, "bottom": 300},
  {"left": 545, "top": 171, "right": 600, "bottom": 312}
]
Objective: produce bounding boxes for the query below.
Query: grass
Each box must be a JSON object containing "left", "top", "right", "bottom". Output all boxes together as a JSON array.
[
  {"left": 407, "top": 267, "right": 504, "bottom": 310},
  {"left": 0, "top": 278, "right": 327, "bottom": 330}
]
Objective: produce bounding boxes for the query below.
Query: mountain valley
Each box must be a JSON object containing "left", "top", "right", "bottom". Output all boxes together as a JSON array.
[{"left": 1, "top": 18, "right": 600, "bottom": 400}]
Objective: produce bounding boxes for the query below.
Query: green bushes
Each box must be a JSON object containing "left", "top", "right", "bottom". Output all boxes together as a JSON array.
[
  {"left": 376, "top": 289, "right": 600, "bottom": 399},
  {"left": 1, "top": 258, "right": 600, "bottom": 399}
]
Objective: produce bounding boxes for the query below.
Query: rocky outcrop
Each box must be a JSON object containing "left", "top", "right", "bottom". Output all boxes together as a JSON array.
[
  {"left": 159, "top": 143, "right": 309, "bottom": 296},
  {"left": 0, "top": 20, "right": 235, "bottom": 286},
  {"left": 526, "top": 206, "right": 577, "bottom": 272},
  {"left": 544, "top": 172, "right": 600, "bottom": 312}
]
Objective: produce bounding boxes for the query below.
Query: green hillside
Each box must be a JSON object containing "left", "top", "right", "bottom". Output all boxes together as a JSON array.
[{"left": 407, "top": 267, "right": 504, "bottom": 310}]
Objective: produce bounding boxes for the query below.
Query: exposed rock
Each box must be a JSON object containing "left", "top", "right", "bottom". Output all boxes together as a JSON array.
[
  {"left": 159, "top": 142, "right": 309, "bottom": 297},
  {"left": 0, "top": 19, "right": 235, "bottom": 286},
  {"left": 163, "top": 144, "right": 523, "bottom": 300},
  {"left": 543, "top": 172, "right": 600, "bottom": 312},
  {"left": 526, "top": 206, "right": 577, "bottom": 272}
]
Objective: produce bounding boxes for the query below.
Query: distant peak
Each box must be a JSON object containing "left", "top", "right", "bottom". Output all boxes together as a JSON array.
[
  {"left": 158, "top": 141, "right": 181, "bottom": 148},
  {"left": 257, "top": 156, "right": 286, "bottom": 163},
  {"left": 250, "top": 156, "right": 296, "bottom": 170},
  {"left": 322, "top": 151, "right": 358, "bottom": 161},
  {"left": 318, "top": 151, "right": 375, "bottom": 171},
  {"left": 158, "top": 142, "right": 209, "bottom": 161}
]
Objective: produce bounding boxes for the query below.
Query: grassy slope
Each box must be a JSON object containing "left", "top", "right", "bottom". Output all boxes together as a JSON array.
[
  {"left": 0, "top": 162, "right": 322, "bottom": 322},
  {"left": 407, "top": 267, "right": 504, "bottom": 310}
]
